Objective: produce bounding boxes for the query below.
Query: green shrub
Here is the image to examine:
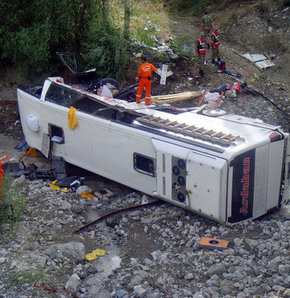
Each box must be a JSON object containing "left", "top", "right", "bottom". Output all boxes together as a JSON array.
[
  {"left": 256, "top": 1, "right": 269, "bottom": 13},
  {"left": 166, "top": 0, "right": 209, "bottom": 15},
  {"left": 134, "top": 27, "right": 158, "bottom": 47},
  {"left": 83, "top": 13, "right": 130, "bottom": 80},
  {"left": 0, "top": 173, "right": 26, "bottom": 232}
]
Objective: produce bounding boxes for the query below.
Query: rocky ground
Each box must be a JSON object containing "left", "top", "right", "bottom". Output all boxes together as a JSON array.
[{"left": 0, "top": 149, "right": 289, "bottom": 297}]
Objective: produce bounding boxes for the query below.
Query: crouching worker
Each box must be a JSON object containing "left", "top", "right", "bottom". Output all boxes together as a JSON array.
[
  {"left": 136, "top": 55, "right": 156, "bottom": 105},
  {"left": 211, "top": 27, "right": 221, "bottom": 64},
  {"left": 196, "top": 32, "right": 207, "bottom": 77}
]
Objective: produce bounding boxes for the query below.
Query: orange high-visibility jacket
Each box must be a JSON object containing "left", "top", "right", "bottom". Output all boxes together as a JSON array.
[
  {"left": 198, "top": 39, "right": 206, "bottom": 54},
  {"left": 210, "top": 32, "right": 220, "bottom": 47},
  {"left": 138, "top": 62, "right": 157, "bottom": 80}
]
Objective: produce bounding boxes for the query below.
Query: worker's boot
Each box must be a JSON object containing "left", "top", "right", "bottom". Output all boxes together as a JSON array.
[{"left": 145, "top": 98, "right": 151, "bottom": 105}]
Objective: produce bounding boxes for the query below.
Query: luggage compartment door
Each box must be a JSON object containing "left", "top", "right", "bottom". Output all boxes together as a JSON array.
[{"left": 152, "top": 139, "right": 228, "bottom": 223}]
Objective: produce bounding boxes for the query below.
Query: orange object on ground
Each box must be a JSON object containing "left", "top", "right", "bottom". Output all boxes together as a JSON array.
[
  {"left": 23, "top": 147, "right": 37, "bottom": 157},
  {"left": 215, "top": 91, "right": 224, "bottom": 108},
  {"left": 33, "top": 285, "right": 57, "bottom": 292},
  {"left": 0, "top": 154, "right": 10, "bottom": 161},
  {"left": 0, "top": 163, "right": 3, "bottom": 200},
  {"left": 197, "top": 90, "right": 207, "bottom": 106},
  {"left": 199, "top": 237, "right": 229, "bottom": 250},
  {"left": 0, "top": 163, "right": 3, "bottom": 179},
  {"left": 136, "top": 62, "right": 156, "bottom": 105},
  {"left": 81, "top": 191, "right": 95, "bottom": 199},
  {"left": 0, "top": 155, "right": 11, "bottom": 200}
]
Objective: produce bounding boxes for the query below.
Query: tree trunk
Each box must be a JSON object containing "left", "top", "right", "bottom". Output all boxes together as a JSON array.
[
  {"left": 102, "top": 0, "right": 109, "bottom": 22},
  {"left": 124, "top": 0, "right": 130, "bottom": 40}
]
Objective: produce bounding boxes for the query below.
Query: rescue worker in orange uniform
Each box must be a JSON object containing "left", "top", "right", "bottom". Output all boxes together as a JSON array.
[
  {"left": 136, "top": 55, "right": 156, "bottom": 105},
  {"left": 210, "top": 27, "right": 221, "bottom": 64}
]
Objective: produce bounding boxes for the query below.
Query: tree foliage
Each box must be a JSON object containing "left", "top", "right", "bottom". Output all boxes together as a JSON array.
[
  {"left": 84, "top": 10, "right": 129, "bottom": 79},
  {"left": 0, "top": 0, "right": 128, "bottom": 79}
]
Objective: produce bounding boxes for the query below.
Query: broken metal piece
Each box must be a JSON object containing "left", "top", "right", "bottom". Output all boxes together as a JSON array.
[
  {"left": 74, "top": 200, "right": 163, "bottom": 234},
  {"left": 64, "top": 287, "right": 80, "bottom": 298},
  {"left": 33, "top": 285, "right": 57, "bottom": 292}
]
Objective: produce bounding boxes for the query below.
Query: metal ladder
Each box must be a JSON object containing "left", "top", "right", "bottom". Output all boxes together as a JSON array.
[{"left": 137, "top": 115, "right": 245, "bottom": 146}]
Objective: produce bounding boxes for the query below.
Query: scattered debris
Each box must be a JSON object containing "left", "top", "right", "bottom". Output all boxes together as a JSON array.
[
  {"left": 156, "top": 64, "right": 173, "bottom": 85},
  {"left": 227, "top": 82, "right": 241, "bottom": 98},
  {"left": 94, "top": 188, "right": 114, "bottom": 199},
  {"left": 234, "top": 50, "right": 275, "bottom": 69},
  {"left": 224, "top": 70, "right": 243, "bottom": 78},
  {"left": 50, "top": 176, "right": 83, "bottom": 192},
  {"left": 15, "top": 139, "right": 29, "bottom": 152},
  {"left": 216, "top": 60, "right": 226, "bottom": 72},
  {"left": 199, "top": 237, "right": 229, "bottom": 250},
  {"left": 211, "top": 84, "right": 229, "bottom": 94},
  {"left": 85, "top": 249, "right": 106, "bottom": 261},
  {"left": 4, "top": 162, "right": 55, "bottom": 181},
  {"left": 50, "top": 180, "right": 69, "bottom": 192}
]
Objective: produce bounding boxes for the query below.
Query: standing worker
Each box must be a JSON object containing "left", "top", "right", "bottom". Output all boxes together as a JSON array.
[
  {"left": 136, "top": 55, "right": 156, "bottom": 105},
  {"left": 210, "top": 27, "right": 221, "bottom": 64},
  {"left": 196, "top": 32, "right": 207, "bottom": 77},
  {"left": 200, "top": 11, "right": 214, "bottom": 48}
]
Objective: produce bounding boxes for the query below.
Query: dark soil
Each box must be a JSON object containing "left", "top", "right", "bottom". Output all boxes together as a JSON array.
[{"left": 0, "top": 100, "right": 23, "bottom": 140}]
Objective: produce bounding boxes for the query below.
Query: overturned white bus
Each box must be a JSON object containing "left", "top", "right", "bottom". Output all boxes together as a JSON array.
[{"left": 17, "top": 77, "right": 290, "bottom": 224}]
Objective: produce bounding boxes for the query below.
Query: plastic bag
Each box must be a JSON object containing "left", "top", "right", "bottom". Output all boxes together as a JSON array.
[
  {"left": 101, "top": 85, "right": 113, "bottom": 98},
  {"left": 204, "top": 92, "right": 220, "bottom": 103}
]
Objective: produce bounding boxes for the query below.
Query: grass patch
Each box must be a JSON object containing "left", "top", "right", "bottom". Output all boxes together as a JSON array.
[
  {"left": 229, "top": 12, "right": 239, "bottom": 24},
  {"left": 9, "top": 268, "right": 48, "bottom": 286},
  {"left": 0, "top": 173, "right": 26, "bottom": 232}
]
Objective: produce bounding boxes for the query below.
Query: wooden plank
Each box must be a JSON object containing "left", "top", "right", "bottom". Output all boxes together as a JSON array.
[
  {"left": 151, "top": 91, "right": 201, "bottom": 100},
  {"left": 151, "top": 91, "right": 203, "bottom": 104}
]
